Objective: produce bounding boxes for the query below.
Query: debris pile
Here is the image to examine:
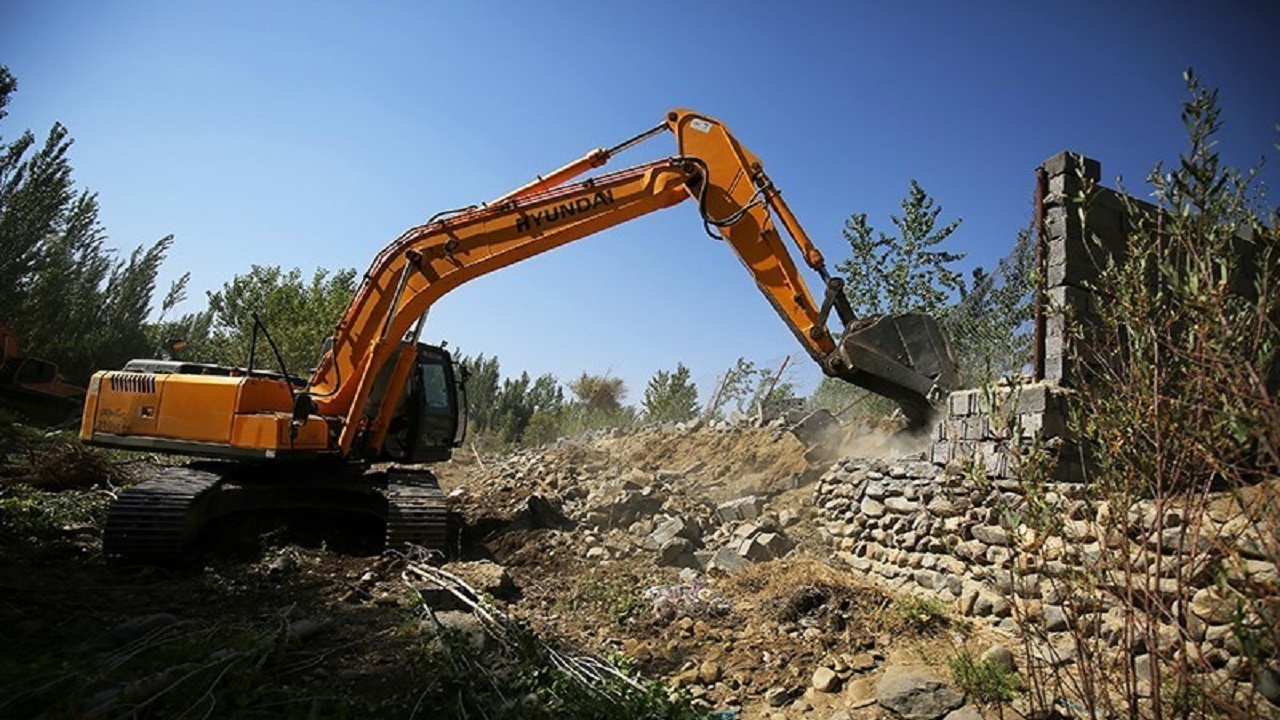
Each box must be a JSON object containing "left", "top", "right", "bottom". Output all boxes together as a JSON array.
[
  {"left": 429, "top": 423, "right": 996, "bottom": 718},
  {"left": 444, "top": 423, "right": 819, "bottom": 576}
]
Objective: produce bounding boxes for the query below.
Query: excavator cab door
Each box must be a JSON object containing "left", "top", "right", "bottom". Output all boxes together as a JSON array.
[{"left": 381, "top": 343, "right": 464, "bottom": 463}]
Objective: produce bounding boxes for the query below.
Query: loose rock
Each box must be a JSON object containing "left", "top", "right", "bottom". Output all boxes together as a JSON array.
[
  {"left": 876, "top": 665, "right": 965, "bottom": 720},
  {"left": 812, "top": 666, "right": 840, "bottom": 693}
]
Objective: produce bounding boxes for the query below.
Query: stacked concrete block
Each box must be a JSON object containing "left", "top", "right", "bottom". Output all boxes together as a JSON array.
[
  {"left": 928, "top": 382, "right": 1070, "bottom": 472},
  {"left": 1040, "top": 150, "right": 1162, "bottom": 385}
]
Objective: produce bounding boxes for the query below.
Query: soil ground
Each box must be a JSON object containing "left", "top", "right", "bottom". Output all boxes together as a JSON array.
[{"left": 0, "top": 423, "right": 984, "bottom": 719}]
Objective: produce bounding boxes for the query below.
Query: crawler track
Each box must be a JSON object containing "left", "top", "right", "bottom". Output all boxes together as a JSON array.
[
  {"left": 103, "top": 466, "right": 221, "bottom": 564},
  {"left": 385, "top": 469, "right": 448, "bottom": 554},
  {"left": 103, "top": 465, "right": 449, "bottom": 564}
]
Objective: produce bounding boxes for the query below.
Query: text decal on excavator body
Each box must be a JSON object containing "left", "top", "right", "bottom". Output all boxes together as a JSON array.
[{"left": 515, "top": 189, "right": 614, "bottom": 233}]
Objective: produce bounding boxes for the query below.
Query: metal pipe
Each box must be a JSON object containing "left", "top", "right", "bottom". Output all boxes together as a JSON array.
[
  {"left": 605, "top": 122, "right": 667, "bottom": 157},
  {"left": 492, "top": 123, "right": 668, "bottom": 207},
  {"left": 491, "top": 149, "right": 610, "bottom": 205},
  {"left": 381, "top": 251, "right": 420, "bottom": 342},
  {"left": 410, "top": 311, "right": 427, "bottom": 345},
  {"left": 248, "top": 313, "right": 260, "bottom": 371},
  {"left": 763, "top": 186, "right": 827, "bottom": 273},
  {"left": 1032, "top": 166, "right": 1048, "bottom": 382}
]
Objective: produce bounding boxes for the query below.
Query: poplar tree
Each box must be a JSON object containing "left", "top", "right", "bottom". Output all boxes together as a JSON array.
[
  {"left": 0, "top": 66, "right": 176, "bottom": 380},
  {"left": 836, "top": 179, "right": 966, "bottom": 316},
  {"left": 642, "top": 363, "right": 699, "bottom": 423}
]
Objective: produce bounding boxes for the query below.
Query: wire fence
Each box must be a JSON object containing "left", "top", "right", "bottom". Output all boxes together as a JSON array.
[{"left": 942, "top": 225, "right": 1037, "bottom": 389}]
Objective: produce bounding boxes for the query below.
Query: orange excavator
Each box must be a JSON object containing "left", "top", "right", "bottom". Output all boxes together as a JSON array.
[
  {"left": 1, "top": 323, "right": 85, "bottom": 423},
  {"left": 79, "top": 109, "right": 957, "bottom": 563}
]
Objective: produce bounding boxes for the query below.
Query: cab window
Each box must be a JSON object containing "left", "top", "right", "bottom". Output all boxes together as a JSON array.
[{"left": 420, "top": 360, "right": 451, "bottom": 413}]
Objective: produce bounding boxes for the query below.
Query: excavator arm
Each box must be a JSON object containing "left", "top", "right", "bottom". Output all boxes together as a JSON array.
[{"left": 307, "top": 109, "right": 957, "bottom": 458}]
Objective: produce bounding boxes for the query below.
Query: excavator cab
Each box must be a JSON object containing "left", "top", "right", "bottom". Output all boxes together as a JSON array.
[{"left": 375, "top": 343, "right": 466, "bottom": 464}]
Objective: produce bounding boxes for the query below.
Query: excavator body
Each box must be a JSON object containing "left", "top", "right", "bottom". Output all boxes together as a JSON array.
[{"left": 80, "top": 109, "right": 957, "bottom": 563}]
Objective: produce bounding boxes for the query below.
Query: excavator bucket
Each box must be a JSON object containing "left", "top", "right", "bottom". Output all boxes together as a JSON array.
[{"left": 831, "top": 313, "right": 958, "bottom": 432}]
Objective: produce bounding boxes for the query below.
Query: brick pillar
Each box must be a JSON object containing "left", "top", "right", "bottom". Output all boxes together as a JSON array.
[{"left": 1040, "top": 150, "right": 1136, "bottom": 386}]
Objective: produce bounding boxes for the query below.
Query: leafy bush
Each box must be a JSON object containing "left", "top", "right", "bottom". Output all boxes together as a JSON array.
[
  {"left": 948, "top": 650, "right": 1024, "bottom": 705},
  {"left": 888, "top": 594, "right": 951, "bottom": 635},
  {"left": 0, "top": 484, "right": 108, "bottom": 544}
]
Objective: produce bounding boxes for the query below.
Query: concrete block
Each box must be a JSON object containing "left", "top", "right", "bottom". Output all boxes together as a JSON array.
[
  {"left": 1044, "top": 344, "right": 1075, "bottom": 385},
  {"left": 1084, "top": 200, "right": 1126, "bottom": 240},
  {"left": 932, "top": 419, "right": 949, "bottom": 441},
  {"left": 1017, "top": 409, "right": 1067, "bottom": 440},
  {"left": 740, "top": 532, "right": 792, "bottom": 561},
  {"left": 1043, "top": 151, "right": 1101, "bottom": 183},
  {"left": 929, "top": 441, "right": 951, "bottom": 465},
  {"left": 1045, "top": 204, "right": 1129, "bottom": 289},
  {"left": 1013, "top": 383, "right": 1053, "bottom": 414},
  {"left": 961, "top": 417, "right": 986, "bottom": 441},
  {"left": 949, "top": 390, "right": 977, "bottom": 417},
  {"left": 716, "top": 496, "right": 764, "bottom": 523},
  {"left": 708, "top": 545, "right": 751, "bottom": 573}
]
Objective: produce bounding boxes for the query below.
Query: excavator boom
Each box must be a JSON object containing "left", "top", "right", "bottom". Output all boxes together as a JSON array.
[{"left": 83, "top": 108, "right": 957, "bottom": 466}]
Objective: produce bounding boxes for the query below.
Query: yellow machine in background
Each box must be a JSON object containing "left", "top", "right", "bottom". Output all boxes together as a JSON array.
[
  {"left": 80, "top": 109, "right": 957, "bottom": 563},
  {"left": 0, "top": 323, "right": 85, "bottom": 422}
]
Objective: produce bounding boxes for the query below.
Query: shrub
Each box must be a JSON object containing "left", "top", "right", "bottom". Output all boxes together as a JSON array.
[
  {"left": 889, "top": 594, "right": 951, "bottom": 635},
  {"left": 948, "top": 649, "right": 1024, "bottom": 706}
]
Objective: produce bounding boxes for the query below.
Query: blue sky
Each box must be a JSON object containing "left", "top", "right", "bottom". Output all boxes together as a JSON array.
[{"left": 2, "top": 1, "right": 1277, "bottom": 402}]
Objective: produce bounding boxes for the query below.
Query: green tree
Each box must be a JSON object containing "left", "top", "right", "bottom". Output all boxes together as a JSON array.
[
  {"left": 0, "top": 66, "right": 14, "bottom": 120},
  {"left": 197, "top": 265, "right": 358, "bottom": 373},
  {"left": 522, "top": 373, "right": 567, "bottom": 445},
  {"left": 146, "top": 273, "right": 216, "bottom": 360},
  {"left": 526, "top": 373, "right": 565, "bottom": 416},
  {"left": 493, "top": 371, "right": 533, "bottom": 444},
  {"left": 460, "top": 353, "right": 501, "bottom": 435},
  {"left": 491, "top": 371, "right": 567, "bottom": 444},
  {"left": 565, "top": 372, "right": 633, "bottom": 432},
  {"left": 705, "top": 357, "right": 757, "bottom": 419},
  {"left": 455, "top": 353, "right": 567, "bottom": 445},
  {"left": 705, "top": 357, "right": 796, "bottom": 420},
  {"left": 836, "top": 179, "right": 966, "bottom": 316},
  {"left": 568, "top": 373, "right": 626, "bottom": 415},
  {"left": 642, "top": 363, "right": 699, "bottom": 423},
  {"left": 0, "top": 66, "right": 177, "bottom": 380}
]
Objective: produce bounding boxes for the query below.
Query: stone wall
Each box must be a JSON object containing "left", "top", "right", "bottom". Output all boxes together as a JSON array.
[
  {"left": 814, "top": 446, "right": 1275, "bottom": 706},
  {"left": 811, "top": 150, "right": 1277, "bottom": 709},
  {"left": 816, "top": 384, "right": 1087, "bottom": 637}
]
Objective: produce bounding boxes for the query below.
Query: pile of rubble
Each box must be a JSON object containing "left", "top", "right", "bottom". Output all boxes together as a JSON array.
[
  {"left": 430, "top": 422, "right": 1023, "bottom": 719},
  {"left": 443, "top": 423, "right": 820, "bottom": 575}
]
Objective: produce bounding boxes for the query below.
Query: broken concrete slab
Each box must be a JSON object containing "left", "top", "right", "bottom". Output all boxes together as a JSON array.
[
  {"left": 716, "top": 495, "right": 765, "bottom": 523},
  {"left": 707, "top": 545, "right": 751, "bottom": 573}
]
